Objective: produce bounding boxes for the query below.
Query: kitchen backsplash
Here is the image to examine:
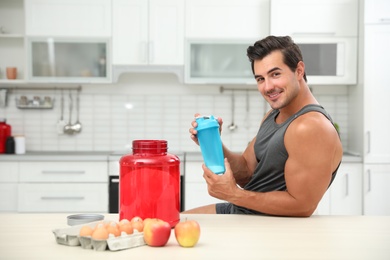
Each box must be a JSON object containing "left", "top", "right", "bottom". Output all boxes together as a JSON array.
[{"left": 0, "top": 73, "right": 348, "bottom": 153}]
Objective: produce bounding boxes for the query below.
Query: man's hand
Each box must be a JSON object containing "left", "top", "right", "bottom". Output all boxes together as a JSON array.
[
  {"left": 189, "top": 113, "right": 224, "bottom": 146},
  {"left": 202, "top": 158, "right": 239, "bottom": 201}
]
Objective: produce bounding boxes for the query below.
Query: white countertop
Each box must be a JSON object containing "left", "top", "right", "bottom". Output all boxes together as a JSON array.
[{"left": 0, "top": 213, "right": 388, "bottom": 260}]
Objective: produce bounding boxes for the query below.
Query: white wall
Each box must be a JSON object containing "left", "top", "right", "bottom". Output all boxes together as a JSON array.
[{"left": 0, "top": 72, "right": 349, "bottom": 153}]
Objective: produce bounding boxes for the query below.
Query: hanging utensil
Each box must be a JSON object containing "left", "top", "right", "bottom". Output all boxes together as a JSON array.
[
  {"left": 71, "top": 89, "right": 82, "bottom": 133},
  {"left": 56, "top": 90, "right": 66, "bottom": 134},
  {"left": 228, "top": 90, "right": 238, "bottom": 131},
  {"left": 63, "top": 91, "right": 74, "bottom": 135}
]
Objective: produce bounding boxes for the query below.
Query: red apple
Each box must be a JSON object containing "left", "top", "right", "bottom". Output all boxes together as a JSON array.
[
  {"left": 143, "top": 218, "right": 171, "bottom": 247},
  {"left": 174, "top": 219, "right": 201, "bottom": 247}
]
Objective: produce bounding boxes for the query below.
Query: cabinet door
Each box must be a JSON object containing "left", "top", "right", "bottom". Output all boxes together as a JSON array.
[
  {"left": 0, "top": 162, "right": 19, "bottom": 182},
  {"left": 112, "top": 0, "right": 184, "bottom": 66},
  {"left": 270, "top": 0, "right": 358, "bottom": 37},
  {"left": 19, "top": 161, "right": 107, "bottom": 182},
  {"left": 365, "top": 0, "right": 390, "bottom": 24},
  {"left": 364, "top": 25, "right": 390, "bottom": 163},
  {"left": 18, "top": 183, "right": 108, "bottom": 212},
  {"left": 0, "top": 184, "right": 18, "bottom": 212},
  {"left": 329, "top": 163, "right": 362, "bottom": 215},
  {"left": 364, "top": 164, "right": 390, "bottom": 215},
  {"left": 25, "top": 0, "right": 111, "bottom": 37},
  {"left": 185, "top": 0, "right": 269, "bottom": 39},
  {"left": 112, "top": 0, "right": 148, "bottom": 65},
  {"left": 149, "top": 0, "right": 184, "bottom": 65}
]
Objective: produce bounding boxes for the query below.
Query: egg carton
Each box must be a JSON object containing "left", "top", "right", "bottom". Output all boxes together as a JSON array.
[{"left": 52, "top": 221, "right": 146, "bottom": 251}]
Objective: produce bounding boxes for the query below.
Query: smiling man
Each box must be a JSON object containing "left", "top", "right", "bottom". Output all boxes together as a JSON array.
[{"left": 186, "top": 35, "right": 343, "bottom": 217}]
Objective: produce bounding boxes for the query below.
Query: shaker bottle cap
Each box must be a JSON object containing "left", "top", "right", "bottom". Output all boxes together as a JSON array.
[{"left": 195, "top": 115, "right": 219, "bottom": 131}]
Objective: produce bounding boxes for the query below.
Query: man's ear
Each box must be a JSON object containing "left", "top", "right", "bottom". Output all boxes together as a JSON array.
[{"left": 296, "top": 61, "right": 305, "bottom": 80}]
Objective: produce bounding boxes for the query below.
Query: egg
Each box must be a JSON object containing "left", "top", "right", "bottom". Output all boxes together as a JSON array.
[
  {"left": 106, "top": 221, "right": 121, "bottom": 237},
  {"left": 119, "top": 222, "right": 134, "bottom": 235},
  {"left": 91, "top": 223, "right": 109, "bottom": 240},
  {"left": 79, "top": 225, "right": 94, "bottom": 237}
]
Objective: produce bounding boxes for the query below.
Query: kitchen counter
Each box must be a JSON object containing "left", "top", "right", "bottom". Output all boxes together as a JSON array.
[
  {"left": 0, "top": 151, "right": 111, "bottom": 161},
  {"left": 0, "top": 213, "right": 388, "bottom": 260}
]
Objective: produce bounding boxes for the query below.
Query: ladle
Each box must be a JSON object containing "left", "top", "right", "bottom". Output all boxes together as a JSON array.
[
  {"left": 63, "top": 91, "right": 75, "bottom": 135},
  {"left": 228, "top": 91, "right": 238, "bottom": 131},
  {"left": 71, "top": 89, "right": 82, "bottom": 133}
]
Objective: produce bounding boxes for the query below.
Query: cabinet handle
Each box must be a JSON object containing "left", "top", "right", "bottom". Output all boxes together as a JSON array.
[
  {"left": 345, "top": 173, "right": 349, "bottom": 196},
  {"left": 141, "top": 42, "right": 148, "bottom": 63},
  {"left": 367, "top": 169, "right": 371, "bottom": 193},
  {"left": 149, "top": 41, "right": 154, "bottom": 63},
  {"left": 41, "top": 170, "right": 85, "bottom": 174},
  {"left": 366, "top": 131, "right": 371, "bottom": 154},
  {"left": 41, "top": 196, "right": 85, "bottom": 200},
  {"left": 380, "top": 18, "right": 390, "bottom": 22}
]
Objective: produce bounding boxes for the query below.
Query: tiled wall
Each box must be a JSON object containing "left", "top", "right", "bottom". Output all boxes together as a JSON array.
[{"left": 0, "top": 73, "right": 349, "bottom": 153}]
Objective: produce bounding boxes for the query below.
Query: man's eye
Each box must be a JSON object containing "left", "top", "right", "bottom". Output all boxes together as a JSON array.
[
  {"left": 272, "top": 72, "right": 280, "bottom": 77},
  {"left": 256, "top": 77, "right": 264, "bottom": 83}
]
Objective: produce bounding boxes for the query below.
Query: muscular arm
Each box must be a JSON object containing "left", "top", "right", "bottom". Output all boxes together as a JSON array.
[{"left": 204, "top": 112, "right": 343, "bottom": 217}]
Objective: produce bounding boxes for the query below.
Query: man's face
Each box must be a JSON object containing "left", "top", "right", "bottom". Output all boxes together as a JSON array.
[{"left": 253, "top": 51, "right": 301, "bottom": 110}]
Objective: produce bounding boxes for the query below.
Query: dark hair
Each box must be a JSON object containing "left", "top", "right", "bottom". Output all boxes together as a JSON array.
[{"left": 247, "top": 35, "right": 307, "bottom": 82}]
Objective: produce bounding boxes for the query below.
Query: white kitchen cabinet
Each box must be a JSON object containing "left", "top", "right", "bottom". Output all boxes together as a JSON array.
[
  {"left": 25, "top": 0, "right": 111, "bottom": 37},
  {"left": 185, "top": 0, "right": 269, "bottom": 39},
  {"left": 27, "top": 38, "right": 111, "bottom": 83},
  {"left": 270, "top": 0, "right": 359, "bottom": 37},
  {"left": 363, "top": 164, "right": 390, "bottom": 215},
  {"left": 315, "top": 163, "right": 363, "bottom": 215},
  {"left": 184, "top": 161, "right": 225, "bottom": 211},
  {"left": 18, "top": 161, "right": 108, "bottom": 213},
  {"left": 0, "top": 0, "right": 25, "bottom": 83},
  {"left": 0, "top": 162, "right": 19, "bottom": 212},
  {"left": 18, "top": 183, "right": 108, "bottom": 213},
  {"left": 112, "top": 0, "right": 184, "bottom": 66},
  {"left": 364, "top": 24, "right": 390, "bottom": 163},
  {"left": 364, "top": 0, "right": 390, "bottom": 24},
  {"left": 329, "top": 163, "right": 362, "bottom": 215}
]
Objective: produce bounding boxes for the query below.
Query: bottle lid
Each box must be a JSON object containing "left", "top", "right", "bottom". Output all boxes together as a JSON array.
[{"left": 195, "top": 115, "right": 219, "bottom": 131}]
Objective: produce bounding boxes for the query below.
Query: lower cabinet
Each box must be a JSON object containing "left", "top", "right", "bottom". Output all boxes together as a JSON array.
[
  {"left": 18, "top": 161, "right": 108, "bottom": 213},
  {"left": 316, "top": 163, "right": 363, "bottom": 215},
  {"left": 363, "top": 164, "right": 390, "bottom": 216},
  {"left": 0, "top": 162, "right": 19, "bottom": 212},
  {"left": 18, "top": 183, "right": 108, "bottom": 213},
  {"left": 184, "top": 161, "right": 225, "bottom": 210}
]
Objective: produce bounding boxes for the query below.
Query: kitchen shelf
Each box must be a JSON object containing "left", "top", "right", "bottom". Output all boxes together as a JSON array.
[{"left": 15, "top": 97, "right": 55, "bottom": 110}]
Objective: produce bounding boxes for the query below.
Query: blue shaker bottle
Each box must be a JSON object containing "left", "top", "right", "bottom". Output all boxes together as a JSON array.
[{"left": 195, "top": 115, "right": 225, "bottom": 174}]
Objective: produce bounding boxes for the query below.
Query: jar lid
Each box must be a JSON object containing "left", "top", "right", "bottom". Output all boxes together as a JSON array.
[{"left": 132, "top": 140, "right": 168, "bottom": 154}]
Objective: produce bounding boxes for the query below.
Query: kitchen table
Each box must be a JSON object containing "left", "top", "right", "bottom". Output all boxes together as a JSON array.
[{"left": 0, "top": 213, "right": 389, "bottom": 260}]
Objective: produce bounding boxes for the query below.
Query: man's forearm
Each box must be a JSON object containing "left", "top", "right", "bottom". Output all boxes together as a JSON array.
[{"left": 222, "top": 145, "right": 252, "bottom": 187}]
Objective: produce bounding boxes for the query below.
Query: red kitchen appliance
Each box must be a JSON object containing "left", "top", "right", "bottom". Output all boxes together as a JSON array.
[
  {"left": 0, "top": 118, "right": 11, "bottom": 154},
  {"left": 119, "top": 140, "right": 180, "bottom": 228}
]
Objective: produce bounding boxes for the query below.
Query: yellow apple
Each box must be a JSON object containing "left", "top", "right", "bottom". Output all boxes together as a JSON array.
[{"left": 174, "top": 219, "right": 201, "bottom": 247}]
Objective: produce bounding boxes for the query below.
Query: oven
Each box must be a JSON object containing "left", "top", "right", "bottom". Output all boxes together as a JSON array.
[{"left": 108, "top": 151, "right": 185, "bottom": 213}]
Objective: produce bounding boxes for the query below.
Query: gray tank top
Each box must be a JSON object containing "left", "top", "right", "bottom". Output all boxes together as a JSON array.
[{"left": 231, "top": 104, "right": 340, "bottom": 214}]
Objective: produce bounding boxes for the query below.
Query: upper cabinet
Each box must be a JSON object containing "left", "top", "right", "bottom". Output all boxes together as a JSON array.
[
  {"left": 365, "top": 0, "right": 390, "bottom": 25},
  {"left": 270, "top": 0, "right": 359, "bottom": 85},
  {"left": 112, "top": 0, "right": 184, "bottom": 66},
  {"left": 185, "top": 0, "right": 269, "bottom": 39},
  {"left": 25, "top": 0, "right": 112, "bottom": 37},
  {"left": 0, "top": 0, "right": 25, "bottom": 83},
  {"left": 270, "top": 0, "right": 358, "bottom": 37}
]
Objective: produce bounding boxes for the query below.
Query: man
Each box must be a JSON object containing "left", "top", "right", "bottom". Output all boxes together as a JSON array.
[{"left": 186, "top": 36, "right": 343, "bottom": 217}]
